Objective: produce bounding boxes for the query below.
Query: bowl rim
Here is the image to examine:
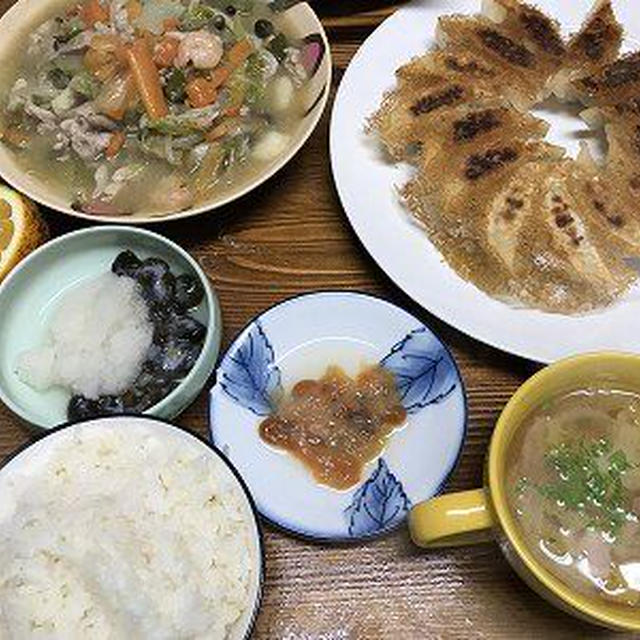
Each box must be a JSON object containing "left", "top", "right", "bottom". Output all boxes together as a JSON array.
[
  {"left": 0, "top": 0, "right": 332, "bottom": 224},
  {"left": 0, "top": 413, "right": 266, "bottom": 639},
  {"left": 0, "top": 225, "right": 221, "bottom": 429},
  {"left": 209, "top": 288, "right": 469, "bottom": 543},
  {"left": 488, "top": 351, "right": 640, "bottom": 631}
]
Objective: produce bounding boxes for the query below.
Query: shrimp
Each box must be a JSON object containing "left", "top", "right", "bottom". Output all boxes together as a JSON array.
[{"left": 175, "top": 31, "right": 223, "bottom": 69}]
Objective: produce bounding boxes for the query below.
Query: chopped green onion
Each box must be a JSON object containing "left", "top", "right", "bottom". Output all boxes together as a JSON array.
[
  {"left": 164, "top": 68, "right": 186, "bottom": 103},
  {"left": 180, "top": 5, "right": 216, "bottom": 30},
  {"left": 518, "top": 437, "right": 638, "bottom": 537}
]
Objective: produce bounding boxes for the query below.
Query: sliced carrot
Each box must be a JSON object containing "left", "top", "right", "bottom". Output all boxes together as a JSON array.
[
  {"left": 153, "top": 36, "right": 180, "bottom": 68},
  {"left": 105, "top": 131, "right": 126, "bottom": 158},
  {"left": 224, "top": 106, "right": 241, "bottom": 118},
  {"left": 162, "top": 17, "right": 179, "bottom": 32},
  {"left": 80, "top": 0, "right": 109, "bottom": 27},
  {"left": 208, "top": 67, "right": 231, "bottom": 90},
  {"left": 125, "top": 38, "right": 168, "bottom": 120},
  {"left": 186, "top": 77, "right": 218, "bottom": 108},
  {"left": 126, "top": 0, "right": 142, "bottom": 22},
  {"left": 226, "top": 38, "right": 253, "bottom": 69},
  {"left": 205, "top": 122, "right": 230, "bottom": 142},
  {"left": 0, "top": 127, "right": 29, "bottom": 148},
  {"left": 186, "top": 66, "right": 232, "bottom": 111},
  {"left": 182, "top": 47, "right": 247, "bottom": 109}
]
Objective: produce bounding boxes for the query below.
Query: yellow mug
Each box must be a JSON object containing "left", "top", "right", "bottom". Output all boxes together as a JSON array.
[{"left": 409, "top": 352, "right": 640, "bottom": 631}]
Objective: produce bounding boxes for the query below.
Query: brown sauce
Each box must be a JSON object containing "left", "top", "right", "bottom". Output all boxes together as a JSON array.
[{"left": 259, "top": 364, "right": 407, "bottom": 490}]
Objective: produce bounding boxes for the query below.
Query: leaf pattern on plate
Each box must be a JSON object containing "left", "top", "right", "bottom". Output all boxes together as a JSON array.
[
  {"left": 381, "top": 327, "right": 458, "bottom": 414},
  {"left": 345, "top": 458, "right": 411, "bottom": 537},
  {"left": 219, "top": 321, "right": 282, "bottom": 416}
]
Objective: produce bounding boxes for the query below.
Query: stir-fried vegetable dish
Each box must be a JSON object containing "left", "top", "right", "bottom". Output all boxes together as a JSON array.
[{"left": 0, "top": 0, "right": 312, "bottom": 215}]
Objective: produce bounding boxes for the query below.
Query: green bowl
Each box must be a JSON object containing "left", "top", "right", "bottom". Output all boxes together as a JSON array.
[{"left": 0, "top": 226, "right": 221, "bottom": 429}]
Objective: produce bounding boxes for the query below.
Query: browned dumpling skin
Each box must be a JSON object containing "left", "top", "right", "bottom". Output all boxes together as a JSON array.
[{"left": 369, "top": 0, "right": 640, "bottom": 314}]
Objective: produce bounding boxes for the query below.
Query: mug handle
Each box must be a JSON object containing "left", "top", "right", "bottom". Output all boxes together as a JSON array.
[{"left": 409, "top": 489, "right": 495, "bottom": 548}]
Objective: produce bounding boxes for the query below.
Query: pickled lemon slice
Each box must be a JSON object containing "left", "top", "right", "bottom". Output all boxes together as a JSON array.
[{"left": 0, "top": 185, "right": 47, "bottom": 283}]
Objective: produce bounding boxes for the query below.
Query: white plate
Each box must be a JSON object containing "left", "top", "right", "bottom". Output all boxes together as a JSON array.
[
  {"left": 330, "top": 0, "right": 640, "bottom": 364},
  {"left": 209, "top": 292, "right": 467, "bottom": 541}
]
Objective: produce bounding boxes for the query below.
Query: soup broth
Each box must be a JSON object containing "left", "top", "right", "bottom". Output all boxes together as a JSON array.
[
  {"left": 0, "top": 0, "right": 315, "bottom": 217},
  {"left": 508, "top": 388, "right": 640, "bottom": 607}
]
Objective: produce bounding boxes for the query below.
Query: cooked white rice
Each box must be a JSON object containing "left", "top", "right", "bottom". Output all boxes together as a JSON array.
[{"left": 0, "top": 420, "right": 257, "bottom": 639}]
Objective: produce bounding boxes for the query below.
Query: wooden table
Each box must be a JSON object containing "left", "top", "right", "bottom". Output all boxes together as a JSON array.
[{"left": 0, "top": 2, "right": 630, "bottom": 638}]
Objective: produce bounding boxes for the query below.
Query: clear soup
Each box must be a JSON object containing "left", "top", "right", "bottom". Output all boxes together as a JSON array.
[{"left": 508, "top": 388, "right": 640, "bottom": 607}]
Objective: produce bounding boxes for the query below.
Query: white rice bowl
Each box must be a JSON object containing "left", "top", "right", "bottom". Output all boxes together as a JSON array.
[{"left": 0, "top": 417, "right": 262, "bottom": 640}]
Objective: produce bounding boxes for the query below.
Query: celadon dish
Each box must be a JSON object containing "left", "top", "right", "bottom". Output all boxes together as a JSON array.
[
  {"left": 0, "top": 226, "right": 221, "bottom": 429},
  {"left": 410, "top": 352, "right": 640, "bottom": 631}
]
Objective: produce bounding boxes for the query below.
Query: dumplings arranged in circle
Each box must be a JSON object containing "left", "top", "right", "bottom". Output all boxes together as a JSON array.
[{"left": 370, "top": 0, "right": 640, "bottom": 314}]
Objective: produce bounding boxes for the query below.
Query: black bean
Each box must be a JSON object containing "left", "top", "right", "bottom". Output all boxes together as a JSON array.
[
  {"left": 67, "top": 395, "right": 99, "bottom": 421},
  {"left": 254, "top": 19, "right": 274, "bottom": 39},
  {"left": 112, "top": 250, "right": 142, "bottom": 278},
  {"left": 213, "top": 14, "right": 226, "bottom": 30},
  {"left": 138, "top": 257, "right": 170, "bottom": 276},
  {"left": 225, "top": 4, "right": 236, "bottom": 16},
  {"left": 165, "top": 315, "right": 207, "bottom": 343},
  {"left": 146, "top": 339, "right": 202, "bottom": 377},
  {"left": 136, "top": 259, "right": 175, "bottom": 305},
  {"left": 97, "top": 395, "right": 125, "bottom": 415},
  {"left": 136, "top": 381, "right": 179, "bottom": 411},
  {"left": 174, "top": 273, "right": 205, "bottom": 309}
]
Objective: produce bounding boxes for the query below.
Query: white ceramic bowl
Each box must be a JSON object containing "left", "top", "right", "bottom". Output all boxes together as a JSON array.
[
  {"left": 0, "top": 415, "right": 264, "bottom": 639},
  {"left": 0, "top": 0, "right": 331, "bottom": 223}
]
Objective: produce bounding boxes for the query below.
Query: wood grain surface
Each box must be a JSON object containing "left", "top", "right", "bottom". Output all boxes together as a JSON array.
[{"left": 0, "top": 1, "right": 632, "bottom": 638}]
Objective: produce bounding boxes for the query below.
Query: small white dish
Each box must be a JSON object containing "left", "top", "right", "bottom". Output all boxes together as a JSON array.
[
  {"left": 330, "top": 0, "right": 640, "bottom": 364},
  {"left": 209, "top": 291, "right": 467, "bottom": 541}
]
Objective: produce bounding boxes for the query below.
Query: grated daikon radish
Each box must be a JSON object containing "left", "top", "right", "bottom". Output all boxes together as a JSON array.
[{"left": 16, "top": 272, "right": 153, "bottom": 399}]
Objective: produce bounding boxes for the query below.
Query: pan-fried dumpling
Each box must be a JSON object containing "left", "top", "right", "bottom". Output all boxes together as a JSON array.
[
  {"left": 402, "top": 140, "right": 563, "bottom": 296},
  {"left": 552, "top": 0, "right": 623, "bottom": 99},
  {"left": 436, "top": 15, "right": 559, "bottom": 107},
  {"left": 369, "top": 0, "right": 640, "bottom": 314},
  {"left": 482, "top": 0, "right": 566, "bottom": 60},
  {"left": 370, "top": 79, "right": 495, "bottom": 161}
]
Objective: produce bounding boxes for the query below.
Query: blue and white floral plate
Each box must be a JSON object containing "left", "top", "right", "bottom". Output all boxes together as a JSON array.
[{"left": 209, "top": 292, "right": 467, "bottom": 541}]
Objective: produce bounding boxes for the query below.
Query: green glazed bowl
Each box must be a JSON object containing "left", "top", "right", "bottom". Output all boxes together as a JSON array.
[{"left": 0, "top": 226, "right": 221, "bottom": 429}]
